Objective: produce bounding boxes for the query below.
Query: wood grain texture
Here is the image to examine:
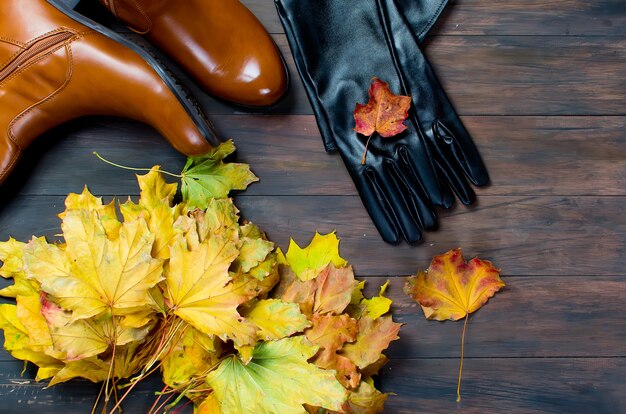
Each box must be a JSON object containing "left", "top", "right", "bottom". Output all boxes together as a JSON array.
[
  {"left": 4, "top": 115, "right": 626, "bottom": 197},
  {"left": 81, "top": 0, "right": 626, "bottom": 37},
  {"left": 0, "top": 0, "right": 623, "bottom": 412},
  {"left": 2, "top": 276, "right": 624, "bottom": 360},
  {"left": 0, "top": 195, "right": 624, "bottom": 277},
  {"left": 378, "top": 358, "right": 626, "bottom": 413},
  {"left": 0, "top": 357, "right": 622, "bottom": 413},
  {"left": 241, "top": 0, "right": 626, "bottom": 37},
  {"left": 167, "top": 35, "right": 626, "bottom": 116}
]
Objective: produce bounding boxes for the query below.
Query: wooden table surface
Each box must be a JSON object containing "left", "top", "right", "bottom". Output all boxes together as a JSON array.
[{"left": 1, "top": 0, "right": 625, "bottom": 413}]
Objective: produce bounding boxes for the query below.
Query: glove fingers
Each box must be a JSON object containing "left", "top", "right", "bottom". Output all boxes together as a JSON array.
[
  {"left": 388, "top": 151, "right": 438, "bottom": 231},
  {"left": 434, "top": 121, "right": 489, "bottom": 188},
  {"left": 360, "top": 167, "right": 423, "bottom": 244},
  {"left": 355, "top": 170, "right": 402, "bottom": 244},
  {"left": 431, "top": 121, "right": 477, "bottom": 205},
  {"left": 379, "top": 161, "right": 427, "bottom": 243},
  {"left": 399, "top": 141, "right": 455, "bottom": 209}
]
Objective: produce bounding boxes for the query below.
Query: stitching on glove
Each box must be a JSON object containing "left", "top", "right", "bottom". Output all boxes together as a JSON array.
[{"left": 418, "top": 0, "right": 448, "bottom": 40}]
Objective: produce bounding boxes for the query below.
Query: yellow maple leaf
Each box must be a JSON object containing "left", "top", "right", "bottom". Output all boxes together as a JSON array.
[
  {"left": 59, "top": 187, "right": 122, "bottom": 238},
  {"left": 16, "top": 295, "right": 57, "bottom": 356},
  {"left": 0, "top": 238, "right": 37, "bottom": 298},
  {"left": 164, "top": 236, "right": 257, "bottom": 347},
  {"left": 0, "top": 304, "right": 63, "bottom": 381},
  {"left": 161, "top": 328, "right": 222, "bottom": 388},
  {"left": 360, "top": 280, "right": 392, "bottom": 320},
  {"left": 120, "top": 168, "right": 184, "bottom": 260},
  {"left": 24, "top": 204, "right": 164, "bottom": 320},
  {"left": 404, "top": 248, "right": 505, "bottom": 402},
  {"left": 244, "top": 299, "right": 310, "bottom": 341},
  {"left": 344, "top": 380, "right": 388, "bottom": 414},
  {"left": 278, "top": 232, "right": 348, "bottom": 281},
  {"left": 41, "top": 296, "right": 151, "bottom": 361},
  {"left": 192, "top": 198, "right": 240, "bottom": 243},
  {"left": 195, "top": 393, "right": 221, "bottom": 414}
]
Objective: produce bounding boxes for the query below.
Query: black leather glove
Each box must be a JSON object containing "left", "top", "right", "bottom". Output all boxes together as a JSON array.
[
  {"left": 396, "top": 0, "right": 449, "bottom": 44},
  {"left": 275, "top": 0, "right": 489, "bottom": 244}
]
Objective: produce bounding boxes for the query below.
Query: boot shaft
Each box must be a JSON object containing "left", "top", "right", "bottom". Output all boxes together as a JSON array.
[{"left": 0, "top": 0, "right": 214, "bottom": 184}]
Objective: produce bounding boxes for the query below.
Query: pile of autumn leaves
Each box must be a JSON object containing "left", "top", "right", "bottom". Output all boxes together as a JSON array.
[{"left": 0, "top": 143, "right": 400, "bottom": 414}]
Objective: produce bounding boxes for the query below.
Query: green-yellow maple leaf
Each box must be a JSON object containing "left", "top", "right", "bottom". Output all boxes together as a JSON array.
[
  {"left": 164, "top": 236, "right": 257, "bottom": 346},
  {"left": 278, "top": 232, "right": 348, "bottom": 281},
  {"left": 23, "top": 207, "right": 164, "bottom": 320},
  {"left": 181, "top": 140, "right": 259, "bottom": 210},
  {"left": 206, "top": 336, "right": 347, "bottom": 414}
]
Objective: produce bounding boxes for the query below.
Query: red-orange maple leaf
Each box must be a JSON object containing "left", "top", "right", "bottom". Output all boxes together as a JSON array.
[{"left": 353, "top": 78, "right": 412, "bottom": 164}]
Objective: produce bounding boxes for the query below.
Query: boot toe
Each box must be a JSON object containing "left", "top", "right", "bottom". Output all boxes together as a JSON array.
[{"left": 222, "top": 56, "right": 288, "bottom": 107}]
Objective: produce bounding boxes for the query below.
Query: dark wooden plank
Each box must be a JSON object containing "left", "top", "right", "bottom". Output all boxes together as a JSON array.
[
  {"left": 151, "top": 34, "right": 624, "bottom": 116},
  {"left": 239, "top": 0, "right": 626, "bottom": 37},
  {"left": 0, "top": 358, "right": 626, "bottom": 414},
  {"left": 188, "top": 35, "right": 626, "bottom": 116},
  {"left": 7, "top": 115, "right": 626, "bottom": 197},
  {"left": 58, "top": 33, "right": 626, "bottom": 117},
  {"left": 379, "top": 357, "right": 626, "bottom": 413},
  {"left": 0, "top": 361, "right": 169, "bottom": 413},
  {"left": 63, "top": 2, "right": 626, "bottom": 117},
  {"left": 77, "top": 0, "right": 626, "bottom": 37},
  {"left": 1, "top": 195, "right": 625, "bottom": 277},
  {"left": 384, "top": 276, "right": 626, "bottom": 359},
  {"left": 424, "top": 35, "right": 626, "bottom": 116},
  {"left": 72, "top": 2, "right": 626, "bottom": 116},
  {"left": 1, "top": 276, "right": 623, "bottom": 360},
  {"left": 0, "top": 357, "right": 622, "bottom": 413},
  {"left": 218, "top": 195, "right": 626, "bottom": 277},
  {"left": 431, "top": 0, "right": 626, "bottom": 37}
]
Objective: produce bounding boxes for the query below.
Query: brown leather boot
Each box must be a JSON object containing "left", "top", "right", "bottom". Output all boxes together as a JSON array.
[
  {"left": 0, "top": 0, "right": 219, "bottom": 185},
  {"left": 98, "top": 0, "right": 288, "bottom": 107}
]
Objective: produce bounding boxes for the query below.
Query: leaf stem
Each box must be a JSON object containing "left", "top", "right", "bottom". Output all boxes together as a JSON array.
[
  {"left": 91, "top": 381, "right": 106, "bottom": 414},
  {"left": 93, "top": 152, "right": 182, "bottom": 178},
  {"left": 361, "top": 134, "right": 374, "bottom": 165},
  {"left": 148, "top": 384, "right": 170, "bottom": 414},
  {"left": 457, "top": 313, "right": 469, "bottom": 403}
]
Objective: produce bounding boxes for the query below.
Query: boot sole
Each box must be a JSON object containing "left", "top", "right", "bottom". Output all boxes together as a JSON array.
[{"left": 46, "top": 0, "right": 220, "bottom": 149}]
